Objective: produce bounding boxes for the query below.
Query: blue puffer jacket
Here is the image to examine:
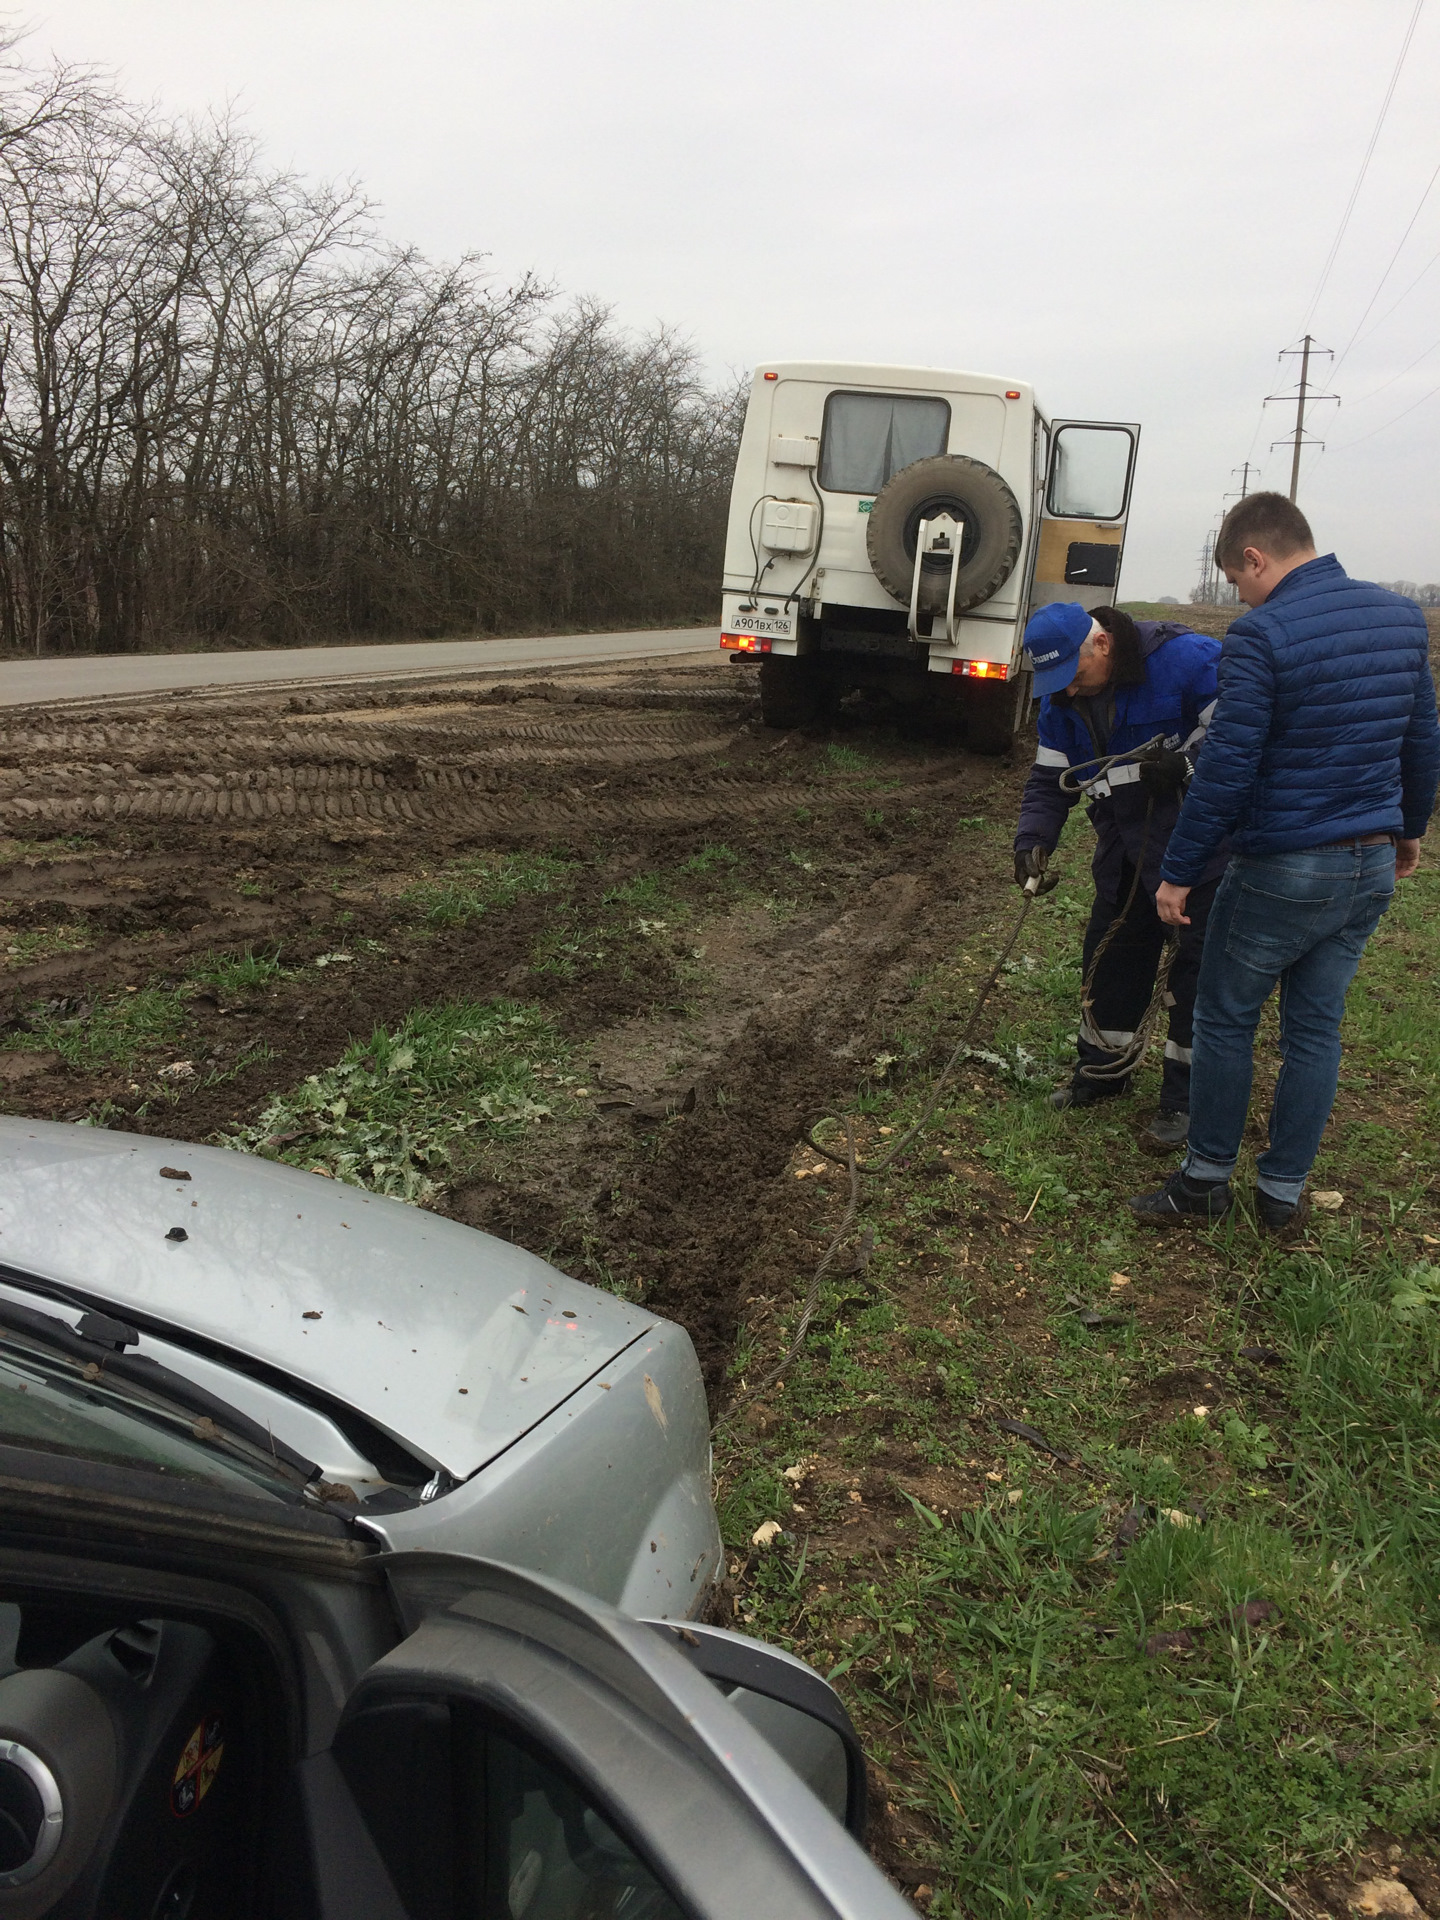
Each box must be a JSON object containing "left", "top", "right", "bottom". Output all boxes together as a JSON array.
[
  {"left": 1016, "top": 621, "right": 1226, "bottom": 900},
  {"left": 1161, "top": 555, "right": 1440, "bottom": 886}
]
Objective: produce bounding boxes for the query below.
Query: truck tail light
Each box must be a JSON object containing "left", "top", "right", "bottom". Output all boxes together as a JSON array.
[
  {"left": 951, "top": 659, "right": 1008, "bottom": 679},
  {"left": 721, "top": 633, "right": 772, "bottom": 653}
]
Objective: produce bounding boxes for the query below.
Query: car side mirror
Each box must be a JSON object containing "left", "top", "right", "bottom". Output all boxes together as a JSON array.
[{"left": 643, "top": 1620, "right": 867, "bottom": 1837}]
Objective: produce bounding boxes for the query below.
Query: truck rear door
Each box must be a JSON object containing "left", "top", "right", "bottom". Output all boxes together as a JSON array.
[{"left": 1028, "top": 420, "right": 1139, "bottom": 615}]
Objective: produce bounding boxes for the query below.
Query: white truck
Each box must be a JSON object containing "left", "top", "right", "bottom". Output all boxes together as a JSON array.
[{"left": 719, "top": 362, "right": 1139, "bottom": 750}]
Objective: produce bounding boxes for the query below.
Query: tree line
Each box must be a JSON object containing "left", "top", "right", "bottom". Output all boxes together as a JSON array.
[
  {"left": 0, "top": 41, "right": 744, "bottom": 655},
  {"left": 1376, "top": 583, "right": 1440, "bottom": 610}
]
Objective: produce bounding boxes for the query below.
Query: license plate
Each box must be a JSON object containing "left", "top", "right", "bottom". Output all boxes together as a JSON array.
[{"left": 728, "top": 610, "right": 794, "bottom": 639}]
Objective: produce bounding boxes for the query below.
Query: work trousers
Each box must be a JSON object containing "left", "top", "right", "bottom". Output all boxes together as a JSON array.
[
  {"left": 1183, "top": 843, "right": 1396, "bottom": 1204},
  {"left": 1071, "top": 861, "right": 1219, "bottom": 1112}
]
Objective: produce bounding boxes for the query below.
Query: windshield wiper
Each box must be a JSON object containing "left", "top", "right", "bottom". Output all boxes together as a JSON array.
[{"left": 0, "top": 1295, "right": 320, "bottom": 1492}]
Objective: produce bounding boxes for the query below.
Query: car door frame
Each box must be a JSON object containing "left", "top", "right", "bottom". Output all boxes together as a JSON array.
[
  {"left": 1026, "top": 417, "right": 1141, "bottom": 616},
  {"left": 0, "top": 1451, "right": 910, "bottom": 1920}
]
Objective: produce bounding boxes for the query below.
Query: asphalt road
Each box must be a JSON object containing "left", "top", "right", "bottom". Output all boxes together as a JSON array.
[{"left": 0, "top": 627, "right": 720, "bottom": 708}]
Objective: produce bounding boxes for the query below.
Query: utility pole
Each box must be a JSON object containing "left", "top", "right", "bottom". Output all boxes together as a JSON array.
[
  {"left": 1265, "top": 337, "right": 1338, "bottom": 503},
  {"left": 1195, "top": 530, "right": 1217, "bottom": 605},
  {"left": 1230, "top": 461, "right": 1256, "bottom": 501}
]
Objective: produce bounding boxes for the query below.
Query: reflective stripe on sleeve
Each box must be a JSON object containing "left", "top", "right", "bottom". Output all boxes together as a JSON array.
[
  {"left": 1183, "top": 699, "right": 1217, "bottom": 754},
  {"left": 1107, "top": 763, "right": 1142, "bottom": 787},
  {"left": 1163, "top": 1040, "right": 1193, "bottom": 1064},
  {"left": 1080, "top": 1018, "right": 1137, "bottom": 1050},
  {"left": 1035, "top": 745, "right": 1069, "bottom": 768}
]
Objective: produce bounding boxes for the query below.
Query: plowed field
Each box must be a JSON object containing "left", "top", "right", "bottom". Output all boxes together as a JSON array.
[{"left": 0, "top": 652, "right": 1025, "bottom": 1382}]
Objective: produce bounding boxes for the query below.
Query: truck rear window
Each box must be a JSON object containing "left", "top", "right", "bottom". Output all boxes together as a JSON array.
[{"left": 818, "top": 392, "right": 950, "bottom": 494}]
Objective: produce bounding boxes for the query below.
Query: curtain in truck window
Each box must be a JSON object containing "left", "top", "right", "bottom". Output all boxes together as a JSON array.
[{"left": 818, "top": 393, "right": 950, "bottom": 494}]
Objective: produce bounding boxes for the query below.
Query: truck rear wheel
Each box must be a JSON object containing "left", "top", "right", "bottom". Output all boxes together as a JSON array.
[
  {"left": 961, "top": 669, "right": 1033, "bottom": 755},
  {"left": 758, "top": 655, "right": 826, "bottom": 729},
  {"left": 866, "top": 455, "right": 1023, "bottom": 613}
]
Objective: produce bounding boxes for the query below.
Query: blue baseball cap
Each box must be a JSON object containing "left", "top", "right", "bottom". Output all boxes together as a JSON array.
[{"left": 1023, "top": 602, "right": 1097, "bottom": 697}]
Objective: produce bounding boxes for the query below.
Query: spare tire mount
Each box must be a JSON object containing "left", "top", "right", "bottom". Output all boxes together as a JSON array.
[{"left": 865, "top": 454, "right": 1023, "bottom": 617}]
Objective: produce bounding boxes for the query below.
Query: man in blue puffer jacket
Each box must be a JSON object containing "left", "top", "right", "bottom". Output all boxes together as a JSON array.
[
  {"left": 1014, "top": 601, "right": 1224, "bottom": 1150},
  {"left": 1130, "top": 492, "right": 1440, "bottom": 1233}
]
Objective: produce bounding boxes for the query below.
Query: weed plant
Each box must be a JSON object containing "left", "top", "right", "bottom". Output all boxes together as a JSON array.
[{"left": 222, "top": 998, "right": 565, "bottom": 1201}]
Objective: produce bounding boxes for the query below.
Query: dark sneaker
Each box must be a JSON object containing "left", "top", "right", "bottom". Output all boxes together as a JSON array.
[
  {"left": 1255, "top": 1189, "right": 1308, "bottom": 1238},
  {"left": 1129, "top": 1168, "right": 1232, "bottom": 1228},
  {"left": 1140, "top": 1110, "right": 1189, "bottom": 1154}
]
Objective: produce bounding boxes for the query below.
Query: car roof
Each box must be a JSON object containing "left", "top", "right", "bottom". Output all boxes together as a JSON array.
[{"left": 0, "top": 1120, "right": 653, "bottom": 1478}]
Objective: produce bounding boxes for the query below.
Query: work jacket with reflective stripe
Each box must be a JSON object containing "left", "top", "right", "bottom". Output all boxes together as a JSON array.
[
  {"left": 1161, "top": 555, "right": 1440, "bottom": 886},
  {"left": 1014, "top": 621, "right": 1226, "bottom": 901}
]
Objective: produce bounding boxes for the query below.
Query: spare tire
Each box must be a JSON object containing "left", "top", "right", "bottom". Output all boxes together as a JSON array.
[{"left": 866, "top": 454, "right": 1023, "bottom": 614}]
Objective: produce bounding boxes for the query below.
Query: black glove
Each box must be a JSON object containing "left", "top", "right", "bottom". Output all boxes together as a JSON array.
[
  {"left": 1014, "top": 846, "right": 1059, "bottom": 894},
  {"left": 1137, "top": 745, "right": 1191, "bottom": 799}
]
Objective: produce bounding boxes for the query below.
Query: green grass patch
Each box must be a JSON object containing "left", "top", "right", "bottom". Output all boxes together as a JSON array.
[
  {"left": 717, "top": 815, "right": 1440, "bottom": 1913},
  {"left": 3, "top": 986, "right": 187, "bottom": 1071},
  {"left": 221, "top": 999, "right": 565, "bottom": 1202},
  {"left": 187, "top": 946, "right": 287, "bottom": 998},
  {"left": 820, "top": 743, "right": 873, "bottom": 774},
  {"left": 1, "top": 922, "right": 96, "bottom": 966},
  {"left": 399, "top": 851, "right": 568, "bottom": 927},
  {"left": 680, "top": 842, "right": 741, "bottom": 876},
  {"left": 0, "top": 834, "right": 95, "bottom": 863}
]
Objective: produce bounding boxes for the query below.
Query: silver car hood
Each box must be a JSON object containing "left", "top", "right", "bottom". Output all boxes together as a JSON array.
[{"left": 0, "top": 1119, "right": 654, "bottom": 1478}]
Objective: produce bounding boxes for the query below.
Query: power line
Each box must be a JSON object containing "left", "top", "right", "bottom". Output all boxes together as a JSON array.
[
  {"left": 1346, "top": 332, "right": 1440, "bottom": 408},
  {"left": 1334, "top": 151, "right": 1440, "bottom": 374},
  {"left": 1298, "top": 0, "right": 1425, "bottom": 333},
  {"left": 1345, "top": 238, "right": 1440, "bottom": 361},
  {"left": 1330, "top": 376, "right": 1440, "bottom": 450}
]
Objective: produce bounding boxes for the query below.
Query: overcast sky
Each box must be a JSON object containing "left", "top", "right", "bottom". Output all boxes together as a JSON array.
[{"left": 25, "top": 0, "right": 1440, "bottom": 598}]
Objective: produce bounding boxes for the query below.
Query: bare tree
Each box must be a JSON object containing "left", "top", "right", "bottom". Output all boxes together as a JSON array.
[{"left": 0, "top": 44, "right": 741, "bottom": 654}]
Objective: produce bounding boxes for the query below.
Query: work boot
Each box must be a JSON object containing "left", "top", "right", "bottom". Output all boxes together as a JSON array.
[
  {"left": 1255, "top": 1189, "right": 1309, "bottom": 1238},
  {"left": 1140, "top": 1109, "right": 1189, "bottom": 1154},
  {"left": 1048, "top": 1078, "right": 1129, "bottom": 1112},
  {"left": 1128, "top": 1168, "right": 1232, "bottom": 1228}
]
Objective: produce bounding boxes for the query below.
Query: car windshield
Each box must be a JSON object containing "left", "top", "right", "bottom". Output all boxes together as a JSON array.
[{"left": 0, "top": 1319, "right": 307, "bottom": 1505}]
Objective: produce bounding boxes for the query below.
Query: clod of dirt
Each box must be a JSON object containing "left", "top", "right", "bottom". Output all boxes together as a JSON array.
[
  {"left": 1238, "top": 1344, "right": 1286, "bottom": 1366},
  {"left": 1078, "top": 1308, "right": 1131, "bottom": 1329},
  {"left": 302, "top": 1311, "right": 322, "bottom": 1321},
  {"left": 1352, "top": 1878, "right": 1429, "bottom": 1920},
  {"left": 1144, "top": 1628, "right": 1198, "bottom": 1656},
  {"left": 164, "top": 1227, "right": 188, "bottom": 1242},
  {"left": 158, "top": 1166, "right": 191, "bottom": 1181},
  {"left": 1230, "top": 1598, "right": 1280, "bottom": 1630},
  {"left": 750, "top": 1520, "right": 783, "bottom": 1549},
  {"left": 0, "top": 1051, "right": 61, "bottom": 1082},
  {"left": 1312, "top": 1190, "right": 1346, "bottom": 1210}
]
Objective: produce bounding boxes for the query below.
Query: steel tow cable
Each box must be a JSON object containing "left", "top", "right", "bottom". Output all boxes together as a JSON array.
[
  {"left": 716, "top": 734, "right": 1179, "bottom": 1423},
  {"left": 717, "top": 878, "right": 1044, "bottom": 1425}
]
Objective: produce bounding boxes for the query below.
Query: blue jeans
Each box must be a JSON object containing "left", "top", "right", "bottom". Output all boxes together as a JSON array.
[{"left": 1183, "top": 843, "right": 1396, "bottom": 1203}]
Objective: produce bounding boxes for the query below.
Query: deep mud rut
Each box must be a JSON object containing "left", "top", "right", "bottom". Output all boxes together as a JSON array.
[{"left": 0, "top": 651, "right": 1029, "bottom": 1394}]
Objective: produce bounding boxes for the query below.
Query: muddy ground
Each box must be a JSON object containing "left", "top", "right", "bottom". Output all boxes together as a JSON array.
[{"left": 0, "top": 651, "right": 1026, "bottom": 1387}]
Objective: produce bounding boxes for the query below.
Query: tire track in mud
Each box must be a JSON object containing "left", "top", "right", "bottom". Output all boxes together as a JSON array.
[{"left": 0, "top": 652, "right": 1028, "bottom": 1402}]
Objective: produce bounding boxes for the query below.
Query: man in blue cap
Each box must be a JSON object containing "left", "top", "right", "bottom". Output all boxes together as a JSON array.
[{"left": 1013, "top": 600, "right": 1226, "bottom": 1149}]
